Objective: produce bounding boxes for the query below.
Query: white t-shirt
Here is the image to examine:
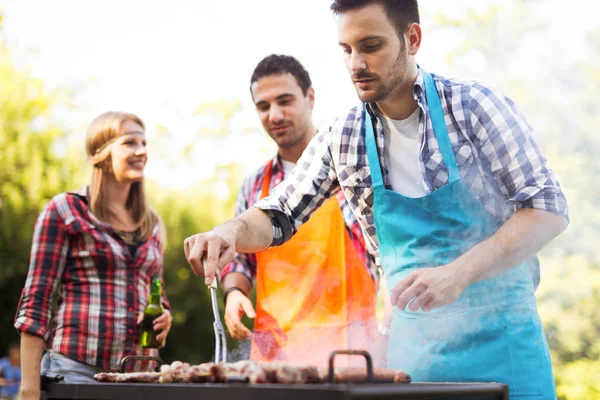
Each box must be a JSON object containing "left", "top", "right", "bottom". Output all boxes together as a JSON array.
[
  {"left": 381, "top": 108, "right": 427, "bottom": 197},
  {"left": 281, "top": 159, "right": 296, "bottom": 179}
]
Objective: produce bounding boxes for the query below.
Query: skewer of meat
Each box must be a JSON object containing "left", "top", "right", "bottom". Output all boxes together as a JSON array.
[
  {"left": 222, "top": 360, "right": 271, "bottom": 383},
  {"left": 317, "top": 366, "right": 412, "bottom": 383},
  {"left": 95, "top": 360, "right": 411, "bottom": 385},
  {"left": 94, "top": 372, "right": 161, "bottom": 383}
]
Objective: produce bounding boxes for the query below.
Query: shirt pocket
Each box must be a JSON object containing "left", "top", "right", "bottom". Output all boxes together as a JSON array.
[
  {"left": 423, "top": 142, "right": 475, "bottom": 189},
  {"left": 138, "top": 242, "right": 161, "bottom": 278},
  {"left": 338, "top": 164, "right": 374, "bottom": 216},
  {"left": 64, "top": 220, "right": 109, "bottom": 264}
]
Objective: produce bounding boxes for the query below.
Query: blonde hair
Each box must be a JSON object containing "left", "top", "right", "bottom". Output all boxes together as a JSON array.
[{"left": 86, "top": 111, "right": 160, "bottom": 242}]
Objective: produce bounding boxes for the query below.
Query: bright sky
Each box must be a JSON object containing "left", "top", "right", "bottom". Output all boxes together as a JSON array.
[{"left": 1, "top": 0, "right": 595, "bottom": 189}]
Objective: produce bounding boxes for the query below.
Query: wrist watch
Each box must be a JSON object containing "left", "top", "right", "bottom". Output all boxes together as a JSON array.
[
  {"left": 378, "top": 324, "right": 391, "bottom": 336},
  {"left": 223, "top": 286, "right": 245, "bottom": 305}
]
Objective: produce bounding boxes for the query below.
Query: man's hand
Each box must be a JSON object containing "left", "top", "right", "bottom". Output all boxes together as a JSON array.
[
  {"left": 390, "top": 264, "right": 468, "bottom": 312},
  {"left": 184, "top": 229, "right": 237, "bottom": 285},
  {"left": 224, "top": 290, "right": 256, "bottom": 340},
  {"left": 184, "top": 209, "right": 275, "bottom": 284}
]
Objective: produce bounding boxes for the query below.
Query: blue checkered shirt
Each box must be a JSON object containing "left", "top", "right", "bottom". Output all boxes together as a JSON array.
[{"left": 255, "top": 69, "right": 568, "bottom": 272}]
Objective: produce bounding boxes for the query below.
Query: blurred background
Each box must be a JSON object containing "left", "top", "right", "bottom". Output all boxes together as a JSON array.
[{"left": 0, "top": 0, "right": 597, "bottom": 398}]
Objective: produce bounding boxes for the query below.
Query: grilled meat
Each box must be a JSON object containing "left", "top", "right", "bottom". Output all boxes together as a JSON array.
[{"left": 94, "top": 360, "right": 410, "bottom": 384}]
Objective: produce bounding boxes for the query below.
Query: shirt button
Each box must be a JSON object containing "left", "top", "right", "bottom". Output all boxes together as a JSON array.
[
  {"left": 128, "top": 329, "right": 133, "bottom": 334},
  {"left": 128, "top": 307, "right": 133, "bottom": 312},
  {"left": 128, "top": 285, "right": 134, "bottom": 290}
]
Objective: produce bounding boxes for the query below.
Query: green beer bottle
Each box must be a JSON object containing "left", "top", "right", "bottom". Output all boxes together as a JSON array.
[{"left": 140, "top": 277, "right": 164, "bottom": 348}]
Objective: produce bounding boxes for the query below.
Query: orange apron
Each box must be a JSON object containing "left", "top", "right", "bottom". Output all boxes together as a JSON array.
[{"left": 250, "top": 162, "right": 377, "bottom": 366}]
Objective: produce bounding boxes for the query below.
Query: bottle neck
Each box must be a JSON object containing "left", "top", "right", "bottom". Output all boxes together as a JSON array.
[
  {"left": 148, "top": 279, "right": 162, "bottom": 305},
  {"left": 148, "top": 293, "right": 161, "bottom": 305}
]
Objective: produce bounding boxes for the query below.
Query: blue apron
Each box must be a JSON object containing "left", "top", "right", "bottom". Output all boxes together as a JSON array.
[{"left": 364, "top": 70, "right": 556, "bottom": 399}]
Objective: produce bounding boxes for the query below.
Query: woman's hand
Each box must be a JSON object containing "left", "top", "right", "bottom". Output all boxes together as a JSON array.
[
  {"left": 19, "top": 385, "right": 41, "bottom": 400},
  {"left": 149, "top": 310, "right": 173, "bottom": 348},
  {"left": 19, "top": 333, "right": 45, "bottom": 400}
]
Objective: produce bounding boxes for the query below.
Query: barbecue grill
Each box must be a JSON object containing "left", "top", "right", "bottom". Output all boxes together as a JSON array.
[
  {"left": 40, "top": 351, "right": 508, "bottom": 400},
  {"left": 43, "top": 381, "right": 508, "bottom": 400},
  {"left": 42, "top": 281, "right": 508, "bottom": 399}
]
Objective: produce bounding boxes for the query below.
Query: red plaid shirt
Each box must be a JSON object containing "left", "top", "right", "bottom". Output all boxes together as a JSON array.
[
  {"left": 220, "top": 155, "right": 378, "bottom": 284},
  {"left": 14, "top": 188, "right": 170, "bottom": 371}
]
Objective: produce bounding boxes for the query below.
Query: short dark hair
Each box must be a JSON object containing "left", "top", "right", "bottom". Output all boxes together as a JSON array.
[
  {"left": 250, "top": 54, "right": 312, "bottom": 96},
  {"left": 330, "top": 0, "right": 420, "bottom": 38},
  {"left": 7, "top": 341, "right": 19, "bottom": 353}
]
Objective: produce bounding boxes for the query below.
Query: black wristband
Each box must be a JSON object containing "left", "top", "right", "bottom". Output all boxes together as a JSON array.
[{"left": 223, "top": 287, "right": 245, "bottom": 305}]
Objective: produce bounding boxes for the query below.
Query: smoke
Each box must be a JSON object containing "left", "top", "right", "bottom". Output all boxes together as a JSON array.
[
  {"left": 227, "top": 340, "right": 251, "bottom": 363},
  {"left": 244, "top": 315, "right": 379, "bottom": 368}
]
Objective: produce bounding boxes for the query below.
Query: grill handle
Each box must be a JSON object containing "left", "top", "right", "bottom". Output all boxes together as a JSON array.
[
  {"left": 327, "top": 350, "right": 373, "bottom": 383},
  {"left": 40, "top": 372, "right": 64, "bottom": 391},
  {"left": 119, "top": 355, "right": 163, "bottom": 373}
]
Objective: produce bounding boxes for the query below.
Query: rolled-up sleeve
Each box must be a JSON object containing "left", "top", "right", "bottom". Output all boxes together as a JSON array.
[
  {"left": 255, "top": 128, "right": 340, "bottom": 247},
  {"left": 468, "top": 84, "right": 568, "bottom": 218},
  {"left": 14, "top": 199, "right": 69, "bottom": 340}
]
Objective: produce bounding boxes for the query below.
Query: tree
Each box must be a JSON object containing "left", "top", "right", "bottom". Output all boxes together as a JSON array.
[{"left": 0, "top": 12, "right": 86, "bottom": 351}]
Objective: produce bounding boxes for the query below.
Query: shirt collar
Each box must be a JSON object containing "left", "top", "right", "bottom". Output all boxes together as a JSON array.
[
  {"left": 67, "top": 186, "right": 110, "bottom": 229},
  {"left": 413, "top": 67, "right": 425, "bottom": 100},
  {"left": 67, "top": 186, "right": 89, "bottom": 202},
  {"left": 270, "top": 154, "right": 286, "bottom": 184}
]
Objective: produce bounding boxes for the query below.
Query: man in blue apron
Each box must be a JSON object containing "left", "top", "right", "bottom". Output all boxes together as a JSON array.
[{"left": 185, "top": 1, "right": 568, "bottom": 398}]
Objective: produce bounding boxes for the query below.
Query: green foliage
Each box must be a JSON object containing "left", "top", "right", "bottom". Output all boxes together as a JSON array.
[
  {"left": 0, "top": 40, "right": 86, "bottom": 349},
  {"left": 538, "top": 255, "right": 600, "bottom": 399}
]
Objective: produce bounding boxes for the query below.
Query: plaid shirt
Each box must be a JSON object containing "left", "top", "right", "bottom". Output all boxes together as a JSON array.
[
  {"left": 14, "top": 188, "right": 170, "bottom": 371},
  {"left": 220, "top": 155, "right": 378, "bottom": 284},
  {"left": 256, "top": 69, "right": 568, "bottom": 268}
]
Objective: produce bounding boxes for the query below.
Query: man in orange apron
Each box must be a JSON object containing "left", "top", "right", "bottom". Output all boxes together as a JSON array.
[{"left": 219, "top": 54, "right": 381, "bottom": 366}]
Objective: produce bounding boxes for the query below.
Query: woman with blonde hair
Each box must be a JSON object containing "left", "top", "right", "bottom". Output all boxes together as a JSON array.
[{"left": 15, "top": 111, "right": 172, "bottom": 399}]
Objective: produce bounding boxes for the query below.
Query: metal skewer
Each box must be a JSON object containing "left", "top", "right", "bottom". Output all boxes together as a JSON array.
[{"left": 205, "top": 256, "right": 227, "bottom": 363}]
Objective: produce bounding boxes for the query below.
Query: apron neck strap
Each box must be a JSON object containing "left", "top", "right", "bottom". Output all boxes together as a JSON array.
[
  {"left": 364, "top": 106, "right": 385, "bottom": 189},
  {"left": 260, "top": 160, "right": 274, "bottom": 199},
  {"left": 421, "top": 69, "right": 460, "bottom": 182}
]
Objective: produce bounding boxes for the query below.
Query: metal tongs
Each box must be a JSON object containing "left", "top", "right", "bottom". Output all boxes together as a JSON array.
[{"left": 205, "top": 256, "right": 227, "bottom": 363}]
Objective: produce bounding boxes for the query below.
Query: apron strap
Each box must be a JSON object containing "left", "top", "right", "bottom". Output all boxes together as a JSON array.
[
  {"left": 260, "top": 160, "right": 274, "bottom": 199},
  {"left": 363, "top": 106, "right": 384, "bottom": 189},
  {"left": 421, "top": 69, "right": 460, "bottom": 183}
]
